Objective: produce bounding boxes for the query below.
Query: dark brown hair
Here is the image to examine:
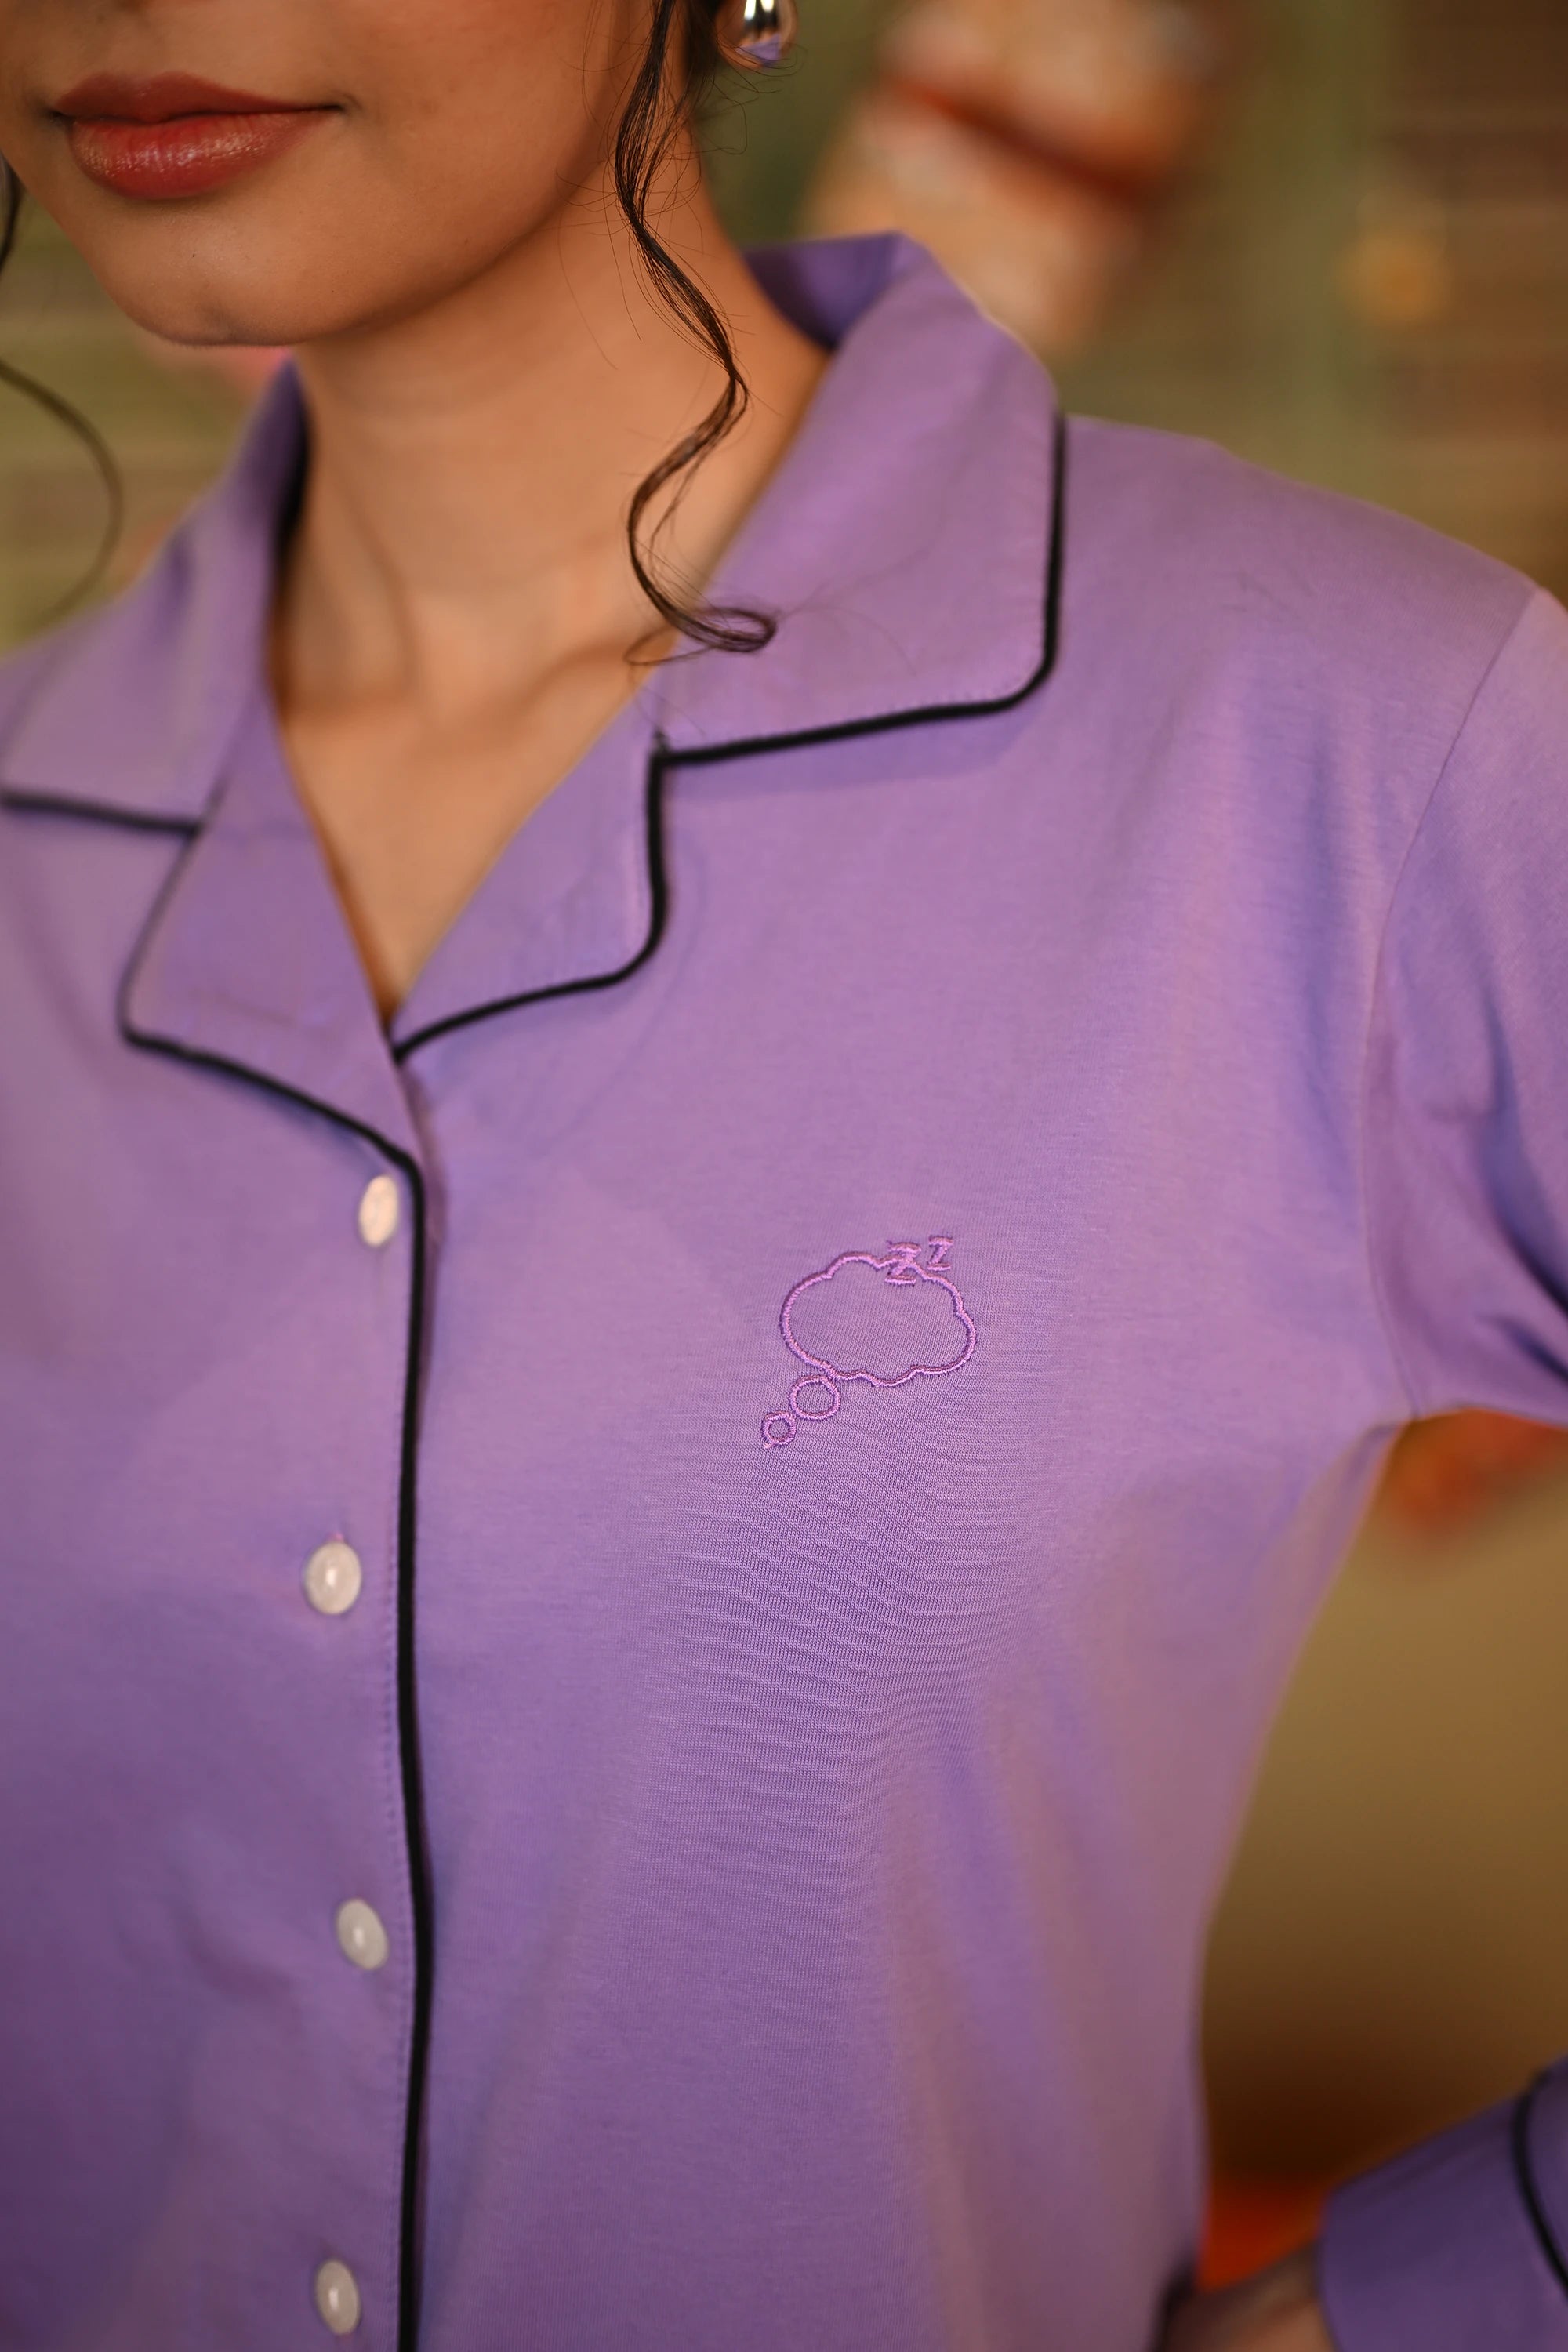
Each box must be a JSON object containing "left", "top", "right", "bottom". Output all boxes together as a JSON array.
[
  {"left": 616, "top": 0, "right": 775, "bottom": 653},
  {"left": 0, "top": 0, "right": 773, "bottom": 651}
]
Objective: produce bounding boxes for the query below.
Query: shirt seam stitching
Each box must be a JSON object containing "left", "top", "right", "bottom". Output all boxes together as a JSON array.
[{"left": 1356, "top": 584, "right": 1544, "bottom": 1425}]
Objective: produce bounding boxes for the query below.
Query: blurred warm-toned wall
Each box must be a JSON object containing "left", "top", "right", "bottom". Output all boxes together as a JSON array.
[{"left": 1208, "top": 1465, "right": 1568, "bottom": 2184}]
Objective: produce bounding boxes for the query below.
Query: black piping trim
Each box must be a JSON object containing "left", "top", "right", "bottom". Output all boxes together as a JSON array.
[
  {"left": 1512, "top": 2074, "right": 1568, "bottom": 2303},
  {"left": 0, "top": 785, "right": 199, "bottom": 836},
  {"left": 391, "top": 408, "right": 1069, "bottom": 1064},
  {"left": 113, "top": 837, "right": 435, "bottom": 2352},
  {"left": 393, "top": 735, "right": 675, "bottom": 1062},
  {"left": 660, "top": 405, "right": 1068, "bottom": 771}
]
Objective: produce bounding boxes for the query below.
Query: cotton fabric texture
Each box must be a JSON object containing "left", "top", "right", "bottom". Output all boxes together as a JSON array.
[{"left": 2, "top": 234, "right": 1567, "bottom": 2352}]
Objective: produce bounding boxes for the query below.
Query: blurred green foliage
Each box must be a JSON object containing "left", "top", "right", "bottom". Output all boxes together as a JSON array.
[{"left": 0, "top": 209, "right": 242, "bottom": 642}]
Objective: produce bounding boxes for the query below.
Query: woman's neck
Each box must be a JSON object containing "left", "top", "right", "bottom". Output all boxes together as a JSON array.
[
  {"left": 276, "top": 154, "right": 826, "bottom": 724},
  {"left": 268, "top": 149, "right": 826, "bottom": 1021}
]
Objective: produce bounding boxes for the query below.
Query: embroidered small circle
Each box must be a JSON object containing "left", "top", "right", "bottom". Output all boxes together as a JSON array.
[
  {"left": 761, "top": 1411, "right": 797, "bottom": 1448},
  {"left": 789, "top": 1376, "right": 841, "bottom": 1421}
]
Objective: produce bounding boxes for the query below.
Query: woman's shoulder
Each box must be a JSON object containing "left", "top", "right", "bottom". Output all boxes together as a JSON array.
[
  {"left": 0, "top": 603, "right": 96, "bottom": 745},
  {"left": 0, "top": 513, "right": 232, "bottom": 829},
  {"left": 1061, "top": 408, "right": 1542, "bottom": 702},
  {"left": 1054, "top": 408, "right": 1559, "bottom": 832},
  {"left": 0, "top": 606, "right": 113, "bottom": 826}
]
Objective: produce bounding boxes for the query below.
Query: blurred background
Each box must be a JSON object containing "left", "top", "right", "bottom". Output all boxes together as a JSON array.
[{"left": 4, "top": 0, "right": 1568, "bottom": 2285}]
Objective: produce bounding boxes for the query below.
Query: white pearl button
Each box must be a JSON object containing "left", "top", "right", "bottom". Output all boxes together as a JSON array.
[
  {"left": 357, "top": 1174, "right": 400, "bottom": 1249},
  {"left": 314, "top": 2259, "right": 361, "bottom": 2335},
  {"left": 335, "top": 1899, "right": 390, "bottom": 1973},
  {"left": 302, "top": 1541, "right": 362, "bottom": 1618}
]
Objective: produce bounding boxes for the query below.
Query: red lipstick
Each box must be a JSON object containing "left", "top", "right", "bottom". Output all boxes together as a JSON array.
[{"left": 53, "top": 73, "right": 333, "bottom": 201}]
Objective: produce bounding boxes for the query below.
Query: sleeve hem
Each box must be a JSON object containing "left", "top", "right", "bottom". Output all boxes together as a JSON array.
[
  {"left": 1515, "top": 2071, "right": 1568, "bottom": 2300},
  {"left": 1319, "top": 2085, "right": 1568, "bottom": 2351}
]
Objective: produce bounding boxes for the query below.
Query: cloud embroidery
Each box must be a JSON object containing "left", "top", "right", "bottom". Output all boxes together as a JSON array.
[{"left": 762, "top": 1238, "right": 977, "bottom": 1448}]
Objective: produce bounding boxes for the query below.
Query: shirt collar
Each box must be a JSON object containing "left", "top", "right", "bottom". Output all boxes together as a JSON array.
[
  {"left": 648, "top": 233, "right": 1060, "bottom": 756},
  {"left": 0, "top": 234, "right": 1060, "bottom": 824},
  {"left": 118, "top": 686, "right": 422, "bottom": 1156}
]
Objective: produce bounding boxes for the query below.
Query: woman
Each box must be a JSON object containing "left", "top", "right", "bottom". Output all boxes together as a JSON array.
[{"left": 0, "top": 4, "right": 1563, "bottom": 2348}]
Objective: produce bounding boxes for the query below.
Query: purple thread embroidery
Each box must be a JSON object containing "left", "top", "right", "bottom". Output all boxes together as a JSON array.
[{"left": 762, "top": 1236, "right": 977, "bottom": 1447}]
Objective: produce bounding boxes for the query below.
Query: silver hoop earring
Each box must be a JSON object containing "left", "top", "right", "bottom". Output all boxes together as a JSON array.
[{"left": 714, "top": 0, "right": 798, "bottom": 71}]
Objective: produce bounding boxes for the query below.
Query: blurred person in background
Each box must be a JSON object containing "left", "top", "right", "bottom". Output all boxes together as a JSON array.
[{"left": 0, "top": 4, "right": 1565, "bottom": 2350}]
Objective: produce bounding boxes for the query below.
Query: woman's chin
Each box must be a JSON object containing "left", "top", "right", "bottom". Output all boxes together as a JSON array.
[
  {"left": 76, "top": 252, "right": 359, "bottom": 354},
  {"left": 111, "top": 287, "right": 305, "bottom": 351},
  {"left": 24, "top": 174, "right": 371, "bottom": 350},
  {"left": 129, "top": 321, "right": 288, "bottom": 395}
]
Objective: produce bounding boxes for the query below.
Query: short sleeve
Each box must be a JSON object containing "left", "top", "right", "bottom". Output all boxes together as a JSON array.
[
  {"left": 1365, "top": 586, "right": 1568, "bottom": 1428},
  {"left": 1327, "top": 585, "right": 1568, "bottom": 2342},
  {"left": 1319, "top": 2063, "right": 1568, "bottom": 2350}
]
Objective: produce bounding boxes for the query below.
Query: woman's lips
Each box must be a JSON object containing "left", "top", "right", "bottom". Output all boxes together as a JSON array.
[{"left": 53, "top": 76, "right": 332, "bottom": 201}]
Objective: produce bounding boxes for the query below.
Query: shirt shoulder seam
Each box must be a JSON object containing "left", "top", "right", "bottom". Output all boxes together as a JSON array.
[{"left": 1356, "top": 582, "right": 1547, "bottom": 1424}]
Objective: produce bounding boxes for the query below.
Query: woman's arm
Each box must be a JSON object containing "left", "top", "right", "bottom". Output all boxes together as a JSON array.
[{"left": 1164, "top": 2251, "right": 1332, "bottom": 2351}]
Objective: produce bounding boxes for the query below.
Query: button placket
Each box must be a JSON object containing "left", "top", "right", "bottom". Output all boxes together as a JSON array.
[{"left": 297, "top": 1163, "right": 415, "bottom": 2338}]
